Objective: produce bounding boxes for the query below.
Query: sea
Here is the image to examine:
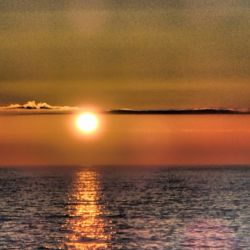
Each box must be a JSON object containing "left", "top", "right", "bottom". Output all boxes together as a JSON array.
[{"left": 0, "top": 166, "right": 249, "bottom": 249}]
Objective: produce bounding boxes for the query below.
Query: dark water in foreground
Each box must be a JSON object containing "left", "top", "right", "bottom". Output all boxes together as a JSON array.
[{"left": 0, "top": 167, "right": 249, "bottom": 250}]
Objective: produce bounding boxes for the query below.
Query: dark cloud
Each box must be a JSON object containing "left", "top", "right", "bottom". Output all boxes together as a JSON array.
[
  {"left": 0, "top": 0, "right": 249, "bottom": 81},
  {"left": 0, "top": 1, "right": 249, "bottom": 108}
]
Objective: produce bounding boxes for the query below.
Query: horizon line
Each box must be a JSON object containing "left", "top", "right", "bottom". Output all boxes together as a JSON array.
[
  {"left": 1, "top": 108, "right": 250, "bottom": 116},
  {"left": 1, "top": 101, "right": 250, "bottom": 115},
  {"left": 0, "top": 164, "right": 250, "bottom": 169}
]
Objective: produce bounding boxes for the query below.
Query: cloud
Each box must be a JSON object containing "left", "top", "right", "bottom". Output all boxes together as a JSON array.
[
  {"left": 4, "top": 100, "right": 77, "bottom": 110},
  {"left": 0, "top": 101, "right": 80, "bottom": 115},
  {"left": 6, "top": 101, "right": 53, "bottom": 109}
]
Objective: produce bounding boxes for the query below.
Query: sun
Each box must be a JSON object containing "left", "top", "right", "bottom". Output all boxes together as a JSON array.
[{"left": 76, "top": 112, "right": 99, "bottom": 134}]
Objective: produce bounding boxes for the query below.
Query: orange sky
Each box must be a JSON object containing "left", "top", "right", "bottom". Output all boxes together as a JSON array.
[
  {"left": 1, "top": 1, "right": 250, "bottom": 166},
  {"left": 1, "top": 114, "right": 250, "bottom": 166}
]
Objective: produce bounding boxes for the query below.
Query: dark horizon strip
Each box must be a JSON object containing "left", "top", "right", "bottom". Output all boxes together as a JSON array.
[
  {"left": 107, "top": 109, "right": 250, "bottom": 115},
  {"left": 0, "top": 164, "right": 250, "bottom": 169},
  {"left": 1, "top": 108, "right": 250, "bottom": 116}
]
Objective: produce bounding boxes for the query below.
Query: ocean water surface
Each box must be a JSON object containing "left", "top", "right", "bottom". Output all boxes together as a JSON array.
[
  {"left": 0, "top": 167, "right": 249, "bottom": 249},
  {"left": 0, "top": 114, "right": 250, "bottom": 249}
]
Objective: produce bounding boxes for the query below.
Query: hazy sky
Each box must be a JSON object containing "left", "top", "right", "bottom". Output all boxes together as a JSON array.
[
  {"left": 0, "top": 0, "right": 250, "bottom": 109},
  {"left": 1, "top": 114, "right": 250, "bottom": 166}
]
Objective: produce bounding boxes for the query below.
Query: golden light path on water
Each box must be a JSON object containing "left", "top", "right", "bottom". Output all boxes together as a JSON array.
[{"left": 65, "top": 171, "right": 110, "bottom": 249}]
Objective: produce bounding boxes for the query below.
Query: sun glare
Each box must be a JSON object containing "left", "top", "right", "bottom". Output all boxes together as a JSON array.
[{"left": 76, "top": 112, "right": 99, "bottom": 134}]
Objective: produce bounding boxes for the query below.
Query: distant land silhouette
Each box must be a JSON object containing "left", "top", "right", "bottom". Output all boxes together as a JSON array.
[
  {"left": 1, "top": 108, "right": 250, "bottom": 116},
  {"left": 107, "top": 109, "right": 250, "bottom": 115},
  {"left": 1, "top": 101, "right": 250, "bottom": 115}
]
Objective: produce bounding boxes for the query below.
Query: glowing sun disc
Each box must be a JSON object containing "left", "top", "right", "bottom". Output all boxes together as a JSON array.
[{"left": 76, "top": 112, "right": 99, "bottom": 133}]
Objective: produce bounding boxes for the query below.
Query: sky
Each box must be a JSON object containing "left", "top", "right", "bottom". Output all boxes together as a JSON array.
[
  {"left": 0, "top": 0, "right": 250, "bottom": 109},
  {"left": 1, "top": 114, "right": 250, "bottom": 166}
]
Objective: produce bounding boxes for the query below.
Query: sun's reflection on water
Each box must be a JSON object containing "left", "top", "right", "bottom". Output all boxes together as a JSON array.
[{"left": 65, "top": 170, "right": 109, "bottom": 250}]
